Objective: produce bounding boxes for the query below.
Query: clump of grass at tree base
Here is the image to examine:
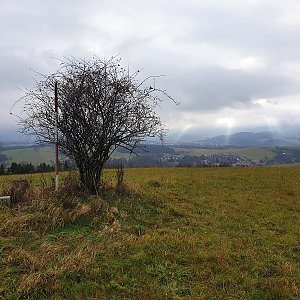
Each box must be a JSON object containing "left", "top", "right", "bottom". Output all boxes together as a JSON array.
[{"left": 0, "top": 166, "right": 300, "bottom": 299}]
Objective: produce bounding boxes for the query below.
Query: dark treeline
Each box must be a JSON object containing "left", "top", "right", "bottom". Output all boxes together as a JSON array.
[
  {"left": 117, "top": 144, "right": 175, "bottom": 154},
  {"left": 0, "top": 162, "right": 54, "bottom": 175},
  {"left": 0, "top": 161, "right": 72, "bottom": 175},
  {"left": 105, "top": 152, "right": 254, "bottom": 168}
]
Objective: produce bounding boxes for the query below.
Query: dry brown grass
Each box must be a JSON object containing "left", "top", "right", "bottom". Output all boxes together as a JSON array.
[
  {"left": 0, "top": 173, "right": 117, "bottom": 238},
  {"left": 0, "top": 172, "right": 127, "bottom": 298}
]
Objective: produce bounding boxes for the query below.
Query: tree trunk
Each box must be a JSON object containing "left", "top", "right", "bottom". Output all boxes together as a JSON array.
[{"left": 78, "top": 164, "right": 103, "bottom": 195}]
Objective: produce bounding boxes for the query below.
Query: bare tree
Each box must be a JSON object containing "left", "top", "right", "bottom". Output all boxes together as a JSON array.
[{"left": 19, "top": 57, "right": 174, "bottom": 194}]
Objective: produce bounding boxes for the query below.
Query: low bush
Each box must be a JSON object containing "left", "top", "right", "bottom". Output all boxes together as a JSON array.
[{"left": 0, "top": 172, "right": 121, "bottom": 238}]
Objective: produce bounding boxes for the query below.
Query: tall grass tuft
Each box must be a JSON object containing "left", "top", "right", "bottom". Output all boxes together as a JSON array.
[
  {"left": 0, "top": 172, "right": 115, "bottom": 237},
  {"left": 9, "top": 178, "right": 33, "bottom": 206},
  {"left": 115, "top": 164, "right": 131, "bottom": 196}
]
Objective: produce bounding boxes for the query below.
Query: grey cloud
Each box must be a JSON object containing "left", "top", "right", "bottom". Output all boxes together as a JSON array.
[
  {"left": 162, "top": 66, "right": 300, "bottom": 111},
  {"left": 1, "top": 0, "right": 300, "bottom": 133}
]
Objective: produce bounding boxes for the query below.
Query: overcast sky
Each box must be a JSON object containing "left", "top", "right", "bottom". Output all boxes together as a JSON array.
[{"left": 1, "top": 0, "right": 300, "bottom": 140}]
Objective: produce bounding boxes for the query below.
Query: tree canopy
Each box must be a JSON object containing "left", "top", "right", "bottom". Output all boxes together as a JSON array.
[{"left": 19, "top": 56, "right": 174, "bottom": 193}]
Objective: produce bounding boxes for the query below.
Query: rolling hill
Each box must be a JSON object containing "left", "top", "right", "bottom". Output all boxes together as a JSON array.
[{"left": 199, "top": 131, "right": 300, "bottom": 147}]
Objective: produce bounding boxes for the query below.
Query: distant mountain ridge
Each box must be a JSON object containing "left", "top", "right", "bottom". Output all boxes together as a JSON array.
[
  {"left": 199, "top": 131, "right": 300, "bottom": 147},
  {"left": 1, "top": 130, "right": 300, "bottom": 149}
]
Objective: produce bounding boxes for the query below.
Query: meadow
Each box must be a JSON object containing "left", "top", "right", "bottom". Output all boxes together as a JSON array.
[
  {"left": 0, "top": 146, "right": 129, "bottom": 166},
  {"left": 1, "top": 146, "right": 278, "bottom": 166},
  {"left": 1, "top": 147, "right": 57, "bottom": 166},
  {"left": 0, "top": 166, "right": 299, "bottom": 299},
  {"left": 174, "top": 147, "right": 277, "bottom": 161}
]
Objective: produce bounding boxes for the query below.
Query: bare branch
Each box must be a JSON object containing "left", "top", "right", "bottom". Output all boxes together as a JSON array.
[{"left": 17, "top": 56, "right": 176, "bottom": 194}]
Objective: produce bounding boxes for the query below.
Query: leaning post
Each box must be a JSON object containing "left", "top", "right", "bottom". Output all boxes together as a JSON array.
[{"left": 55, "top": 81, "right": 59, "bottom": 191}]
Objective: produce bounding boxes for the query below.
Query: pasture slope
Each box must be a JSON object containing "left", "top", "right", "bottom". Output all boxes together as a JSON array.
[
  {"left": 0, "top": 146, "right": 129, "bottom": 166},
  {"left": 0, "top": 166, "right": 299, "bottom": 299},
  {"left": 1, "top": 146, "right": 280, "bottom": 165},
  {"left": 1, "top": 147, "right": 56, "bottom": 166},
  {"left": 173, "top": 147, "right": 276, "bottom": 161}
]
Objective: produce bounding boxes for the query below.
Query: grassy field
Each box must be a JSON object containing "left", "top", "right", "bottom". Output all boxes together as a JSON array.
[
  {"left": 0, "top": 166, "right": 300, "bottom": 299},
  {"left": 1, "top": 145, "right": 277, "bottom": 166},
  {"left": 0, "top": 147, "right": 130, "bottom": 166},
  {"left": 1, "top": 147, "right": 57, "bottom": 166},
  {"left": 174, "top": 147, "right": 276, "bottom": 161}
]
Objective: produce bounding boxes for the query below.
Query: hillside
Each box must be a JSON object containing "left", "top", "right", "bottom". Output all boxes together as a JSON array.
[
  {"left": 0, "top": 142, "right": 281, "bottom": 163},
  {"left": 199, "top": 131, "right": 300, "bottom": 147},
  {"left": 1, "top": 131, "right": 300, "bottom": 168},
  {"left": 1, "top": 147, "right": 57, "bottom": 166},
  {"left": 1, "top": 166, "right": 300, "bottom": 299},
  {"left": 174, "top": 146, "right": 276, "bottom": 161}
]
